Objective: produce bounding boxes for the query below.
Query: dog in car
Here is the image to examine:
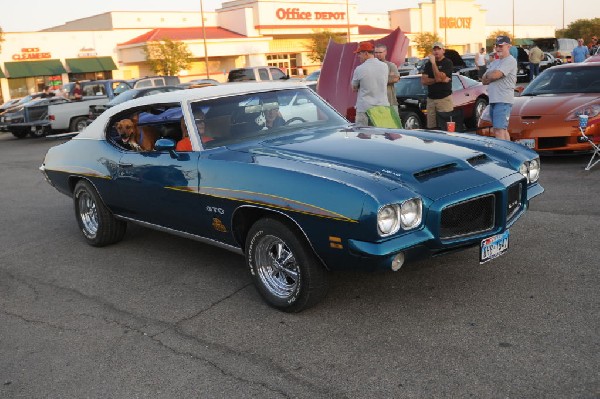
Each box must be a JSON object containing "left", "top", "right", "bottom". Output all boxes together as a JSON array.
[{"left": 115, "top": 115, "right": 158, "bottom": 151}]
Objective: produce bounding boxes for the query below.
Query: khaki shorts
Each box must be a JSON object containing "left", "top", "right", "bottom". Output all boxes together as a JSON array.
[{"left": 426, "top": 95, "right": 454, "bottom": 129}]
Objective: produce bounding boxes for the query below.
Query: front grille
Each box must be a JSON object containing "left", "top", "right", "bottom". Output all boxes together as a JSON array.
[
  {"left": 440, "top": 194, "right": 495, "bottom": 239},
  {"left": 538, "top": 136, "right": 567, "bottom": 149},
  {"left": 506, "top": 182, "right": 522, "bottom": 220}
]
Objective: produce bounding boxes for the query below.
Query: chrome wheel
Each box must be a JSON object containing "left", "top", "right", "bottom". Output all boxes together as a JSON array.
[
  {"left": 78, "top": 190, "right": 99, "bottom": 238},
  {"left": 254, "top": 235, "right": 299, "bottom": 299},
  {"left": 472, "top": 99, "right": 488, "bottom": 128},
  {"left": 246, "top": 218, "right": 328, "bottom": 312},
  {"left": 73, "top": 180, "right": 126, "bottom": 247},
  {"left": 402, "top": 112, "right": 422, "bottom": 130}
]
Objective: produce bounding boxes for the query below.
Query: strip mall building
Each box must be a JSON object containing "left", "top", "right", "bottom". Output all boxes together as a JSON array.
[{"left": 0, "top": 0, "right": 554, "bottom": 103}]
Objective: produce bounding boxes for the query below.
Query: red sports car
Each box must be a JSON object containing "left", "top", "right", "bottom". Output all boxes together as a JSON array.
[{"left": 478, "top": 62, "right": 600, "bottom": 153}]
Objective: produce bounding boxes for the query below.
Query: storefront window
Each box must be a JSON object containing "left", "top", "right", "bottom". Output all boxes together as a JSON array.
[
  {"left": 267, "top": 54, "right": 299, "bottom": 76},
  {"left": 8, "top": 75, "right": 65, "bottom": 98},
  {"left": 8, "top": 78, "right": 32, "bottom": 98},
  {"left": 68, "top": 71, "right": 112, "bottom": 82}
]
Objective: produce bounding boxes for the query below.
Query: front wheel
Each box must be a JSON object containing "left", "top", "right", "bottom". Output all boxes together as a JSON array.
[
  {"left": 246, "top": 218, "right": 328, "bottom": 312},
  {"left": 470, "top": 98, "right": 488, "bottom": 128},
  {"left": 401, "top": 111, "right": 423, "bottom": 130},
  {"left": 73, "top": 180, "right": 126, "bottom": 247}
]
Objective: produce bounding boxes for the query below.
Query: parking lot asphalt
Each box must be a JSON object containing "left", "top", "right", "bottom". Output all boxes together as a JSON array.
[{"left": 0, "top": 132, "right": 599, "bottom": 398}]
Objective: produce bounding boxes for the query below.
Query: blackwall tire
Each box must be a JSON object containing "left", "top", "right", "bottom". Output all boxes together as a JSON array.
[
  {"left": 246, "top": 218, "right": 328, "bottom": 312},
  {"left": 11, "top": 130, "right": 28, "bottom": 139},
  {"left": 73, "top": 180, "right": 126, "bottom": 247}
]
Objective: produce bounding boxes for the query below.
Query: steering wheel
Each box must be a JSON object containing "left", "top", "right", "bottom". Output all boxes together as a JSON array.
[{"left": 284, "top": 117, "right": 307, "bottom": 126}]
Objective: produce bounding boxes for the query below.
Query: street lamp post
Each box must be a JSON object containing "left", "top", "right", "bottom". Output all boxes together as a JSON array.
[
  {"left": 346, "top": 0, "right": 351, "bottom": 42},
  {"left": 444, "top": 0, "right": 447, "bottom": 46},
  {"left": 562, "top": 0, "right": 565, "bottom": 30},
  {"left": 512, "top": 0, "right": 515, "bottom": 39},
  {"left": 200, "top": 0, "right": 210, "bottom": 79}
]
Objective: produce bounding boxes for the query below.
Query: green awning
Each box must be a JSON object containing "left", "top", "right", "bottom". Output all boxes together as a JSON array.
[
  {"left": 4, "top": 59, "right": 67, "bottom": 78},
  {"left": 65, "top": 57, "right": 117, "bottom": 73},
  {"left": 0, "top": 68, "right": 5, "bottom": 78}
]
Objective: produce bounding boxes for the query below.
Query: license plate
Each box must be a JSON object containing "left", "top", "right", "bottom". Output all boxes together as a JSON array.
[
  {"left": 480, "top": 230, "right": 509, "bottom": 264},
  {"left": 516, "top": 139, "right": 535, "bottom": 149}
]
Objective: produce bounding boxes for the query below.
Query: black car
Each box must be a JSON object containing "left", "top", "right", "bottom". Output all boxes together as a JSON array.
[
  {"left": 444, "top": 49, "right": 479, "bottom": 81},
  {"left": 88, "top": 85, "right": 184, "bottom": 122}
]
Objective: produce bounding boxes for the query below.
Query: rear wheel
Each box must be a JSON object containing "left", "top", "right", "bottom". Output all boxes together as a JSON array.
[
  {"left": 70, "top": 117, "right": 88, "bottom": 133},
  {"left": 73, "top": 180, "right": 126, "bottom": 247},
  {"left": 11, "top": 129, "right": 28, "bottom": 139},
  {"left": 401, "top": 111, "right": 423, "bottom": 130},
  {"left": 246, "top": 218, "right": 328, "bottom": 312}
]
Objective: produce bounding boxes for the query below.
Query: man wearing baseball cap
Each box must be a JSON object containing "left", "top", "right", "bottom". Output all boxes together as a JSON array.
[
  {"left": 481, "top": 36, "right": 517, "bottom": 141},
  {"left": 351, "top": 41, "right": 389, "bottom": 126},
  {"left": 420, "top": 42, "right": 454, "bottom": 129}
]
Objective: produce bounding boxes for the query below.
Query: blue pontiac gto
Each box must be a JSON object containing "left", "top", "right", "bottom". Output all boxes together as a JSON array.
[{"left": 40, "top": 82, "right": 543, "bottom": 312}]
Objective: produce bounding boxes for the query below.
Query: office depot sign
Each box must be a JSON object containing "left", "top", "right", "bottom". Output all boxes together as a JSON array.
[{"left": 275, "top": 8, "right": 346, "bottom": 21}]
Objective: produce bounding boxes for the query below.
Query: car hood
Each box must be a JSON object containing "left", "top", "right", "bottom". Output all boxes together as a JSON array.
[
  {"left": 227, "top": 127, "right": 516, "bottom": 200},
  {"left": 513, "top": 93, "right": 600, "bottom": 115}
]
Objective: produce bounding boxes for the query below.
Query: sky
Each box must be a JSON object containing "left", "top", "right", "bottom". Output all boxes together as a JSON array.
[{"left": 0, "top": 0, "right": 597, "bottom": 33}]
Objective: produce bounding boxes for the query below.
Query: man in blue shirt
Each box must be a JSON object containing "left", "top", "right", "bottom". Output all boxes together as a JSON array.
[{"left": 572, "top": 38, "right": 590, "bottom": 63}]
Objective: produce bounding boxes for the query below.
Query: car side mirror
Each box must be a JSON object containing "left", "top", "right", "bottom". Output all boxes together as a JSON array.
[{"left": 155, "top": 138, "right": 176, "bottom": 151}]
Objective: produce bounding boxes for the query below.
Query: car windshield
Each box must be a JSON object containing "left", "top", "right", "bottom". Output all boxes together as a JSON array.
[
  {"left": 522, "top": 66, "right": 600, "bottom": 95},
  {"left": 395, "top": 78, "right": 427, "bottom": 97},
  {"left": 107, "top": 89, "right": 138, "bottom": 106},
  {"left": 188, "top": 87, "right": 347, "bottom": 149},
  {"left": 463, "top": 58, "right": 476, "bottom": 68}
]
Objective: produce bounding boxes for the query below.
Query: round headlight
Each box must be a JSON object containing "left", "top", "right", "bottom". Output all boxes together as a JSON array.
[
  {"left": 377, "top": 205, "right": 400, "bottom": 236},
  {"left": 519, "top": 162, "right": 528, "bottom": 180},
  {"left": 528, "top": 158, "right": 540, "bottom": 183},
  {"left": 400, "top": 198, "right": 422, "bottom": 229}
]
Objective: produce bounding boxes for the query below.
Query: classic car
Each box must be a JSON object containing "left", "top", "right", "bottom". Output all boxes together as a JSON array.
[
  {"left": 40, "top": 82, "right": 543, "bottom": 312},
  {"left": 395, "top": 74, "right": 489, "bottom": 130},
  {"left": 0, "top": 93, "right": 44, "bottom": 131},
  {"left": 477, "top": 62, "right": 600, "bottom": 152},
  {"left": 1, "top": 96, "right": 71, "bottom": 138}
]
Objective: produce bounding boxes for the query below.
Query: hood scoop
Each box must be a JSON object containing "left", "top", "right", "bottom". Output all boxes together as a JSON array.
[
  {"left": 467, "top": 153, "right": 490, "bottom": 166},
  {"left": 414, "top": 162, "right": 457, "bottom": 180}
]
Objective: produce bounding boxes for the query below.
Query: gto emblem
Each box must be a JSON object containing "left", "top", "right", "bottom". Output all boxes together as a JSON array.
[{"left": 206, "top": 206, "right": 225, "bottom": 214}]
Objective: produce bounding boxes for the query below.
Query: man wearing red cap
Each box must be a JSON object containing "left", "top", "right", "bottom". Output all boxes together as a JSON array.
[{"left": 351, "top": 41, "right": 389, "bottom": 126}]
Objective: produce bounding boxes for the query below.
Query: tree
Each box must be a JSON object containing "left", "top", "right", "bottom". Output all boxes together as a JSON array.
[
  {"left": 413, "top": 32, "right": 442, "bottom": 57},
  {"left": 556, "top": 18, "right": 600, "bottom": 43},
  {"left": 486, "top": 30, "right": 512, "bottom": 52},
  {"left": 143, "top": 38, "right": 192, "bottom": 76},
  {"left": 306, "top": 30, "right": 347, "bottom": 63},
  {"left": 487, "top": 30, "right": 512, "bottom": 40}
]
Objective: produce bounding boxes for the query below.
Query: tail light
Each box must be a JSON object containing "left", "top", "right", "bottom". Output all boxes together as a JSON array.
[{"left": 49, "top": 114, "right": 55, "bottom": 121}]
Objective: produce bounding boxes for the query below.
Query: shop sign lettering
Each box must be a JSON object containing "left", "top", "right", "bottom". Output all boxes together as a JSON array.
[
  {"left": 275, "top": 8, "right": 346, "bottom": 21},
  {"left": 12, "top": 47, "right": 51, "bottom": 60},
  {"left": 439, "top": 17, "right": 472, "bottom": 29}
]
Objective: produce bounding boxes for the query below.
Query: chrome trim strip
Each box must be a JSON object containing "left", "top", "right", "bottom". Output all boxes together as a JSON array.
[{"left": 114, "top": 215, "right": 244, "bottom": 255}]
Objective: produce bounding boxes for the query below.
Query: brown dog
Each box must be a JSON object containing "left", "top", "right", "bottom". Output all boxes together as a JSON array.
[{"left": 115, "top": 114, "right": 158, "bottom": 151}]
